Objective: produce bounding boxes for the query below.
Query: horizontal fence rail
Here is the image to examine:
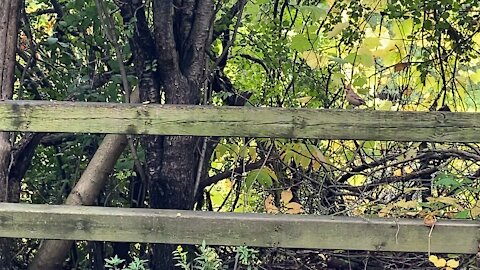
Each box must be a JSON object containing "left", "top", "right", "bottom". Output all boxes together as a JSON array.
[
  {"left": 0, "top": 101, "right": 480, "bottom": 142},
  {"left": 0, "top": 203, "right": 478, "bottom": 254}
]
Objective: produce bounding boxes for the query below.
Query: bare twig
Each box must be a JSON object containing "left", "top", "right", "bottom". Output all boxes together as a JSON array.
[
  {"left": 94, "top": 0, "right": 131, "bottom": 102},
  {"left": 213, "top": 0, "right": 247, "bottom": 68},
  {"left": 94, "top": 0, "right": 147, "bottom": 189}
]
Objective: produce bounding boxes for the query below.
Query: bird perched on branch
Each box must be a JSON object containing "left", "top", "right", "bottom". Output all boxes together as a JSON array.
[{"left": 345, "top": 84, "right": 366, "bottom": 106}]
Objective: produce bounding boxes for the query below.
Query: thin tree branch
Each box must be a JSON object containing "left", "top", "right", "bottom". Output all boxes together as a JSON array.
[
  {"left": 94, "top": 0, "right": 131, "bottom": 102},
  {"left": 213, "top": 0, "right": 247, "bottom": 68},
  {"left": 200, "top": 158, "right": 267, "bottom": 191}
]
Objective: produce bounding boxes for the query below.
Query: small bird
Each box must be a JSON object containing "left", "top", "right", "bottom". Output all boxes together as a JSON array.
[{"left": 345, "top": 84, "right": 366, "bottom": 106}]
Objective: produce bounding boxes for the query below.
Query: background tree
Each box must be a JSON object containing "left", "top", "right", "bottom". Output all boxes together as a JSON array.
[{"left": 0, "top": 1, "right": 45, "bottom": 268}]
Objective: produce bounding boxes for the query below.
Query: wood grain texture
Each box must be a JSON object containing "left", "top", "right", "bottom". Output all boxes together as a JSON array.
[
  {"left": 0, "top": 101, "right": 480, "bottom": 141},
  {"left": 0, "top": 203, "right": 478, "bottom": 253}
]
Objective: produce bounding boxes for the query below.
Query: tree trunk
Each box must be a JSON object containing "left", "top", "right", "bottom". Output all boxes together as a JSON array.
[
  {"left": 0, "top": 1, "right": 21, "bottom": 268},
  {"left": 29, "top": 89, "right": 140, "bottom": 269},
  {"left": 140, "top": 1, "right": 214, "bottom": 269},
  {"left": 119, "top": 1, "right": 215, "bottom": 268}
]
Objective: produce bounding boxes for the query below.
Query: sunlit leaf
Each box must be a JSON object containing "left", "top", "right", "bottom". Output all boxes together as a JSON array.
[
  {"left": 281, "top": 189, "right": 293, "bottom": 203},
  {"left": 427, "top": 197, "right": 460, "bottom": 207},
  {"left": 470, "top": 206, "right": 480, "bottom": 218},
  {"left": 433, "top": 258, "right": 446, "bottom": 268},
  {"left": 302, "top": 51, "right": 327, "bottom": 68},
  {"left": 296, "top": 5, "right": 328, "bottom": 21},
  {"left": 396, "top": 199, "right": 417, "bottom": 209},
  {"left": 348, "top": 175, "right": 366, "bottom": 186},
  {"left": 379, "top": 100, "right": 393, "bottom": 111},
  {"left": 361, "top": 37, "right": 381, "bottom": 50},
  {"left": 285, "top": 202, "right": 303, "bottom": 214},
  {"left": 327, "top": 22, "right": 349, "bottom": 38},
  {"left": 291, "top": 34, "right": 311, "bottom": 52},
  {"left": 264, "top": 195, "right": 279, "bottom": 214},
  {"left": 446, "top": 259, "right": 460, "bottom": 268}
]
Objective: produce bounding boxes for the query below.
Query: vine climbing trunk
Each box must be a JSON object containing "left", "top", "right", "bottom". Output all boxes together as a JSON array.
[{"left": 0, "top": 0, "right": 22, "bottom": 268}]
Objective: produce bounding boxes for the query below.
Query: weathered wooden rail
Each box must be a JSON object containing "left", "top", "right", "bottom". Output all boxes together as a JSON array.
[
  {"left": 0, "top": 100, "right": 479, "bottom": 254},
  {"left": 0, "top": 100, "right": 480, "bottom": 141},
  {"left": 0, "top": 203, "right": 478, "bottom": 254}
]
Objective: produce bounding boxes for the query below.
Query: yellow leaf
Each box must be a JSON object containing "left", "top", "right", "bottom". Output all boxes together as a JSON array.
[
  {"left": 435, "top": 258, "right": 447, "bottom": 268},
  {"left": 429, "top": 255, "right": 447, "bottom": 267},
  {"left": 361, "top": 37, "right": 381, "bottom": 50},
  {"left": 429, "top": 255, "right": 438, "bottom": 263},
  {"left": 264, "top": 195, "right": 279, "bottom": 214},
  {"left": 362, "top": 0, "right": 387, "bottom": 10},
  {"left": 302, "top": 51, "right": 327, "bottom": 69},
  {"left": 405, "top": 148, "right": 418, "bottom": 159},
  {"left": 281, "top": 189, "right": 293, "bottom": 203},
  {"left": 379, "top": 100, "right": 393, "bottom": 111},
  {"left": 312, "top": 160, "right": 321, "bottom": 171},
  {"left": 404, "top": 166, "right": 414, "bottom": 174},
  {"left": 427, "top": 197, "right": 460, "bottom": 207},
  {"left": 310, "top": 145, "right": 329, "bottom": 164},
  {"left": 378, "top": 204, "right": 394, "bottom": 217},
  {"left": 297, "top": 96, "right": 313, "bottom": 105},
  {"left": 299, "top": 155, "right": 311, "bottom": 168},
  {"left": 392, "top": 18, "right": 414, "bottom": 39},
  {"left": 470, "top": 206, "right": 480, "bottom": 218},
  {"left": 285, "top": 202, "right": 303, "bottom": 214},
  {"left": 239, "top": 147, "right": 248, "bottom": 158},
  {"left": 248, "top": 146, "right": 257, "bottom": 161},
  {"left": 328, "top": 22, "right": 349, "bottom": 38},
  {"left": 446, "top": 259, "right": 459, "bottom": 268},
  {"left": 348, "top": 174, "right": 366, "bottom": 186},
  {"left": 396, "top": 199, "right": 417, "bottom": 209},
  {"left": 469, "top": 69, "right": 480, "bottom": 84}
]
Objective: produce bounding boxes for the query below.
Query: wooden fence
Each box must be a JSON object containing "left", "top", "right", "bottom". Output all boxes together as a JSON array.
[{"left": 0, "top": 100, "right": 479, "bottom": 254}]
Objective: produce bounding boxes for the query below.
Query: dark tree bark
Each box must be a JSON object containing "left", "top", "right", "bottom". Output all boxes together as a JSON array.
[
  {"left": 151, "top": 1, "right": 213, "bottom": 269},
  {"left": 121, "top": 1, "right": 214, "bottom": 269},
  {"left": 0, "top": 1, "right": 22, "bottom": 268}
]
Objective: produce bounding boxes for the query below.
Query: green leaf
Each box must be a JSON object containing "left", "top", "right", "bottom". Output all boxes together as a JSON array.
[
  {"left": 245, "top": 168, "right": 273, "bottom": 190},
  {"left": 329, "top": 56, "right": 348, "bottom": 64},
  {"left": 357, "top": 55, "right": 374, "bottom": 66},
  {"left": 115, "top": 158, "right": 134, "bottom": 171},
  {"left": 434, "top": 173, "right": 460, "bottom": 188},
  {"left": 257, "top": 170, "right": 273, "bottom": 188},
  {"left": 454, "top": 210, "right": 470, "bottom": 219},
  {"left": 290, "top": 34, "right": 311, "bottom": 52},
  {"left": 215, "top": 144, "right": 228, "bottom": 160},
  {"left": 296, "top": 5, "right": 328, "bottom": 20},
  {"left": 361, "top": 37, "right": 381, "bottom": 49},
  {"left": 264, "top": 167, "right": 278, "bottom": 181},
  {"left": 353, "top": 77, "right": 367, "bottom": 87}
]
